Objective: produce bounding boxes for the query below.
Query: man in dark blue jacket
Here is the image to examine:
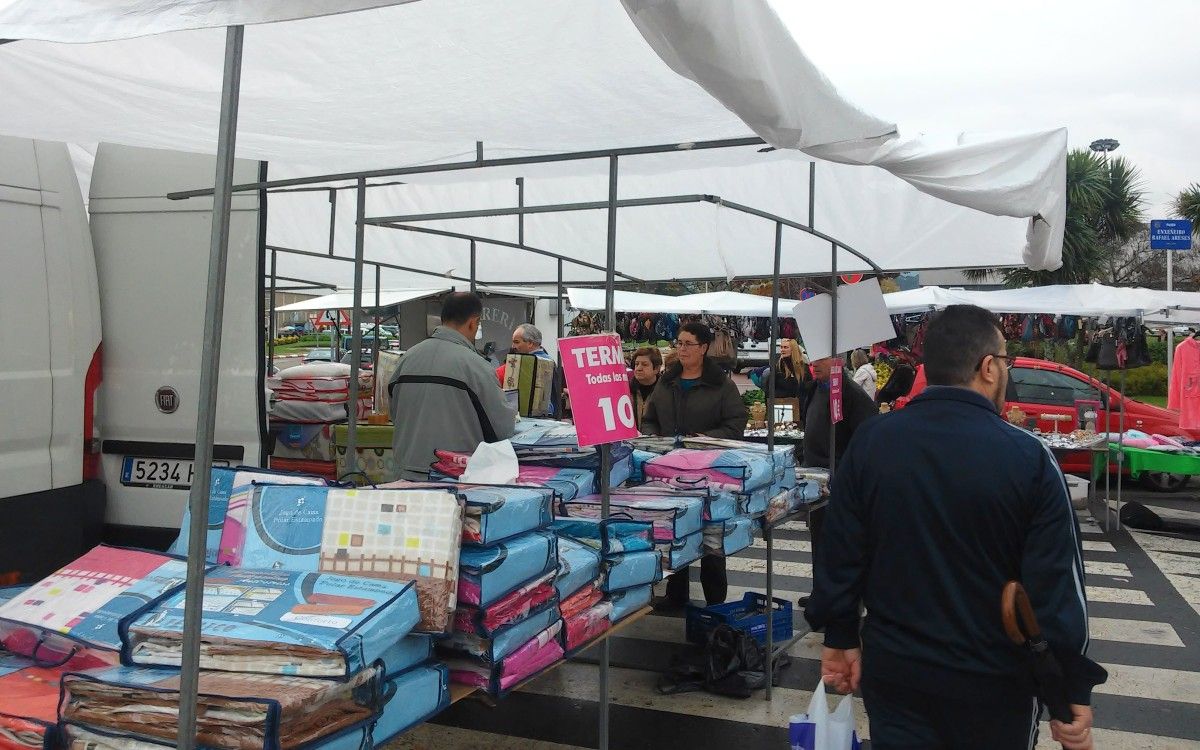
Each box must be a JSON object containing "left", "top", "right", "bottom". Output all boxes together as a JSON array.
[{"left": 805, "top": 305, "right": 1105, "bottom": 750}]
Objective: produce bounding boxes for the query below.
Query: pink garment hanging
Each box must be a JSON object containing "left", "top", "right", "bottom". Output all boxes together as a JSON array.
[{"left": 1169, "top": 337, "right": 1200, "bottom": 429}]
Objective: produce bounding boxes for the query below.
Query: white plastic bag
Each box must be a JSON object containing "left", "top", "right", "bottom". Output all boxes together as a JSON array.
[
  {"left": 460, "top": 440, "right": 520, "bottom": 484},
  {"left": 788, "top": 681, "right": 861, "bottom": 750}
]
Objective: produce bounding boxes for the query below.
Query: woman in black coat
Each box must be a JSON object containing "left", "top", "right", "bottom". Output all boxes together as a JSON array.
[{"left": 641, "top": 322, "right": 749, "bottom": 608}]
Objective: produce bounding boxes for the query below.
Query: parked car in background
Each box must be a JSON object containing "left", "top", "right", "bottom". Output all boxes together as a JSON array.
[
  {"left": 905, "top": 356, "right": 1199, "bottom": 490},
  {"left": 303, "top": 348, "right": 335, "bottom": 363}
]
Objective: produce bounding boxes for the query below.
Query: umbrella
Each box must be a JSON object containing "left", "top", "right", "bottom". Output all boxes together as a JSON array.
[{"left": 1001, "top": 581, "right": 1074, "bottom": 724}]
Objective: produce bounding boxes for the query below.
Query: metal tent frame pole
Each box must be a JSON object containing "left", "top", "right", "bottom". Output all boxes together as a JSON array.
[
  {"left": 268, "top": 248, "right": 277, "bottom": 372},
  {"left": 344, "top": 178, "right": 367, "bottom": 476},
  {"left": 1117, "top": 366, "right": 1126, "bottom": 530},
  {"left": 1104, "top": 369, "right": 1113, "bottom": 532},
  {"left": 764, "top": 219, "right": 783, "bottom": 702},
  {"left": 597, "top": 153, "right": 618, "bottom": 750},
  {"left": 177, "top": 24, "right": 244, "bottom": 750},
  {"left": 830, "top": 242, "right": 839, "bottom": 474}
]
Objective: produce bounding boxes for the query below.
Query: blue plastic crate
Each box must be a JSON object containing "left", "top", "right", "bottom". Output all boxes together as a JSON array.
[{"left": 685, "top": 592, "right": 792, "bottom": 646}]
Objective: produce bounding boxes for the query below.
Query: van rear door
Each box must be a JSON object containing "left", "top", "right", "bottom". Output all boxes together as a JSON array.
[{"left": 89, "top": 143, "right": 266, "bottom": 544}]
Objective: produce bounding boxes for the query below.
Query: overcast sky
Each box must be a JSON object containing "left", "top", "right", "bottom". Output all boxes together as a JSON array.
[{"left": 772, "top": 0, "right": 1200, "bottom": 219}]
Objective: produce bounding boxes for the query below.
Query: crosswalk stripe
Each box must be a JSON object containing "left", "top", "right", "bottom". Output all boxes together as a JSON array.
[
  {"left": 1083, "top": 540, "right": 1117, "bottom": 552},
  {"left": 1097, "top": 662, "right": 1200, "bottom": 706},
  {"left": 1087, "top": 560, "right": 1133, "bottom": 577},
  {"left": 1087, "top": 586, "right": 1153, "bottom": 605},
  {"left": 1130, "top": 531, "right": 1200, "bottom": 555},
  {"left": 1138, "top": 550, "right": 1200, "bottom": 577},
  {"left": 1089, "top": 617, "right": 1186, "bottom": 647},
  {"left": 725, "top": 556, "right": 813, "bottom": 579},
  {"left": 751, "top": 538, "right": 811, "bottom": 552}
]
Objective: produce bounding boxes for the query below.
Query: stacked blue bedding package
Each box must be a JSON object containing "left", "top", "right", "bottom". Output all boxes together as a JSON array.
[
  {"left": 552, "top": 516, "right": 660, "bottom": 626},
  {"left": 62, "top": 565, "right": 451, "bottom": 748},
  {"left": 441, "top": 489, "right": 565, "bottom": 695}
]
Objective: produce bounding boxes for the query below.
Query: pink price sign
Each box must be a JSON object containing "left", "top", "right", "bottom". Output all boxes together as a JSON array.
[
  {"left": 559, "top": 333, "right": 640, "bottom": 448},
  {"left": 829, "top": 363, "right": 844, "bottom": 425}
]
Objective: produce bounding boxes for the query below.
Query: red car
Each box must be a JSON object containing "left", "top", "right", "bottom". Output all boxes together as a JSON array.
[{"left": 905, "top": 357, "right": 1199, "bottom": 490}]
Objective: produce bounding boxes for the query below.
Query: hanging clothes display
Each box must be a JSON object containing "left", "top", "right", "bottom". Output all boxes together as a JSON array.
[{"left": 1170, "top": 336, "right": 1200, "bottom": 430}]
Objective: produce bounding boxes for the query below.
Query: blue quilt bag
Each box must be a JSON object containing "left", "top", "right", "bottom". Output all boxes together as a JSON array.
[{"left": 121, "top": 568, "right": 419, "bottom": 679}]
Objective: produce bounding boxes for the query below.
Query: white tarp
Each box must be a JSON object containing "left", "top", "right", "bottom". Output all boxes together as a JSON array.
[
  {"left": 273, "top": 287, "right": 446, "bottom": 312},
  {"left": 0, "top": 0, "right": 1065, "bottom": 276},
  {"left": 883, "top": 284, "right": 1200, "bottom": 321}
]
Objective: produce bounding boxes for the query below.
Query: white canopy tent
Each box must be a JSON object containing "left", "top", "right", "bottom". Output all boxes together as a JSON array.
[
  {"left": 0, "top": 0, "right": 1065, "bottom": 280},
  {"left": 274, "top": 287, "right": 446, "bottom": 313}
]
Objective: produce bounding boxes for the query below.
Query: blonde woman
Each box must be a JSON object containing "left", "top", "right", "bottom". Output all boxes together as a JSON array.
[
  {"left": 851, "top": 349, "right": 877, "bottom": 399},
  {"left": 752, "top": 338, "right": 808, "bottom": 398}
]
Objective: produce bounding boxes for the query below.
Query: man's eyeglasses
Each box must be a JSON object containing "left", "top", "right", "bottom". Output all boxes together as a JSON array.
[
  {"left": 976, "top": 353, "right": 1015, "bottom": 371},
  {"left": 672, "top": 340, "right": 702, "bottom": 349}
]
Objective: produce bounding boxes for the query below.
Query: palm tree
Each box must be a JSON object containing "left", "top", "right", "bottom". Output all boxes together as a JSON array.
[
  {"left": 1174, "top": 183, "right": 1200, "bottom": 228},
  {"left": 966, "top": 149, "right": 1144, "bottom": 287}
]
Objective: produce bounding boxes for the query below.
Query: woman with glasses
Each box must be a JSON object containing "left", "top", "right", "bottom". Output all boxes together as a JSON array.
[{"left": 640, "top": 321, "right": 748, "bottom": 608}]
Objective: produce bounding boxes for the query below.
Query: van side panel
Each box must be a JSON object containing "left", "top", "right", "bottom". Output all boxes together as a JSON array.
[
  {"left": 89, "top": 144, "right": 263, "bottom": 532},
  {"left": 0, "top": 136, "right": 105, "bottom": 584},
  {"left": 36, "top": 140, "right": 103, "bottom": 489}
]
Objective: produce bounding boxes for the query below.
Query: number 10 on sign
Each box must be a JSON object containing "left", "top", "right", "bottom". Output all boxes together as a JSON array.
[
  {"left": 559, "top": 333, "right": 641, "bottom": 447},
  {"left": 597, "top": 394, "right": 636, "bottom": 431}
]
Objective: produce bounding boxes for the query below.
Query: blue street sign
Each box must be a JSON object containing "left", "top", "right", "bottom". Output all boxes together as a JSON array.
[{"left": 1150, "top": 219, "right": 1193, "bottom": 250}]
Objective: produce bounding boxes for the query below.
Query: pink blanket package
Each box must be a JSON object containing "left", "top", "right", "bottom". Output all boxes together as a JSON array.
[
  {"left": 446, "top": 620, "right": 564, "bottom": 695},
  {"left": 563, "top": 601, "right": 613, "bottom": 654},
  {"left": 454, "top": 572, "right": 557, "bottom": 636}
]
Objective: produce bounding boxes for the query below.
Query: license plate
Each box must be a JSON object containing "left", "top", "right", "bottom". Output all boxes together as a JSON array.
[{"left": 120, "top": 457, "right": 228, "bottom": 490}]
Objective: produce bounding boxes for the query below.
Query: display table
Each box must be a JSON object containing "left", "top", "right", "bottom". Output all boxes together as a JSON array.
[
  {"left": 1096, "top": 444, "right": 1200, "bottom": 480},
  {"left": 449, "top": 606, "right": 654, "bottom": 707}
]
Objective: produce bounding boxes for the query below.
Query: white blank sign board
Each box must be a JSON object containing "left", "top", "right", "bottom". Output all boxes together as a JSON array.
[{"left": 792, "top": 278, "right": 895, "bottom": 360}]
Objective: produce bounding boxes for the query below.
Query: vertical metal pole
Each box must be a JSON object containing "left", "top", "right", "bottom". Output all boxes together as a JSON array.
[
  {"left": 1168, "top": 254, "right": 1175, "bottom": 378},
  {"left": 517, "top": 177, "right": 526, "bottom": 246},
  {"left": 328, "top": 188, "right": 337, "bottom": 256},
  {"left": 764, "top": 221, "right": 783, "bottom": 702},
  {"left": 177, "top": 25, "right": 243, "bottom": 750},
  {"left": 1104, "top": 369, "right": 1112, "bottom": 531},
  {"left": 557, "top": 258, "right": 565, "bottom": 343},
  {"left": 1117, "top": 367, "right": 1126, "bottom": 530},
  {"left": 829, "top": 242, "right": 838, "bottom": 475},
  {"left": 268, "top": 249, "right": 277, "bottom": 372},
  {"left": 374, "top": 264, "right": 381, "bottom": 375},
  {"left": 345, "top": 178, "right": 367, "bottom": 476},
  {"left": 597, "top": 154, "right": 618, "bottom": 750},
  {"left": 765, "top": 524, "right": 775, "bottom": 701},
  {"left": 808, "top": 161, "right": 816, "bottom": 229},
  {"left": 470, "top": 240, "right": 477, "bottom": 294}
]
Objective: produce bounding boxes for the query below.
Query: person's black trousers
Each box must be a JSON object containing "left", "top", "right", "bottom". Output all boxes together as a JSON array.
[
  {"left": 665, "top": 555, "right": 727, "bottom": 605},
  {"left": 862, "top": 674, "right": 1041, "bottom": 750}
]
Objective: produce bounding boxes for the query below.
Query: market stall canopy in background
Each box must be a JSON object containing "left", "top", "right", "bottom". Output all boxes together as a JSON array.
[
  {"left": 883, "top": 283, "right": 1200, "bottom": 324},
  {"left": 0, "top": 0, "right": 1064, "bottom": 285}
]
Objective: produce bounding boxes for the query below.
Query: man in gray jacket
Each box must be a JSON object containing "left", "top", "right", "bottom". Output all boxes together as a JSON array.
[{"left": 389, "top": 292, "right": 516, "bottom": 480}]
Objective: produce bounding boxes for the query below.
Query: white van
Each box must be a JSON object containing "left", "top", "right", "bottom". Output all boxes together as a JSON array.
[
  {"left": 0, "top": 136, "right": 104, "bottom": 584},
  {"left": 88, "top": 143, "right": 267, "bottom": 550}
]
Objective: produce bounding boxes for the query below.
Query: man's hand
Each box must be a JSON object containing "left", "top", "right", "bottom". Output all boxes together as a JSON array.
[
  {"left": 820, "top": 647, "right": 861, "bottom": 694},
  {"left": 1050, "top": 704, "right": 1094, "bottom": 750}
]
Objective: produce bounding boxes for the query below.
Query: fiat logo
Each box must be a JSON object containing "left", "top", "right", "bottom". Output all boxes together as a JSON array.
[{"left": 155, "top": 387, "right": 179, "bottom": 414}]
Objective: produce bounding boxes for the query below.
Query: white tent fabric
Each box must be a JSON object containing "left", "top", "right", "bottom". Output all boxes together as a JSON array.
[
  {"left": 0, "top": 1, "right": 415, "bottom": 43},
  {"left": 273, "top": 287, "right": 446, "bottom": 312},
  {"left": 0, "top": 0, "right": 1065, "bottom": 274},
  {"left": 265, "top": 150, "right": 1042, "bottom": 287},
  {"left": 883, "top": 284, "right": 1200, "bottom": 321}
]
